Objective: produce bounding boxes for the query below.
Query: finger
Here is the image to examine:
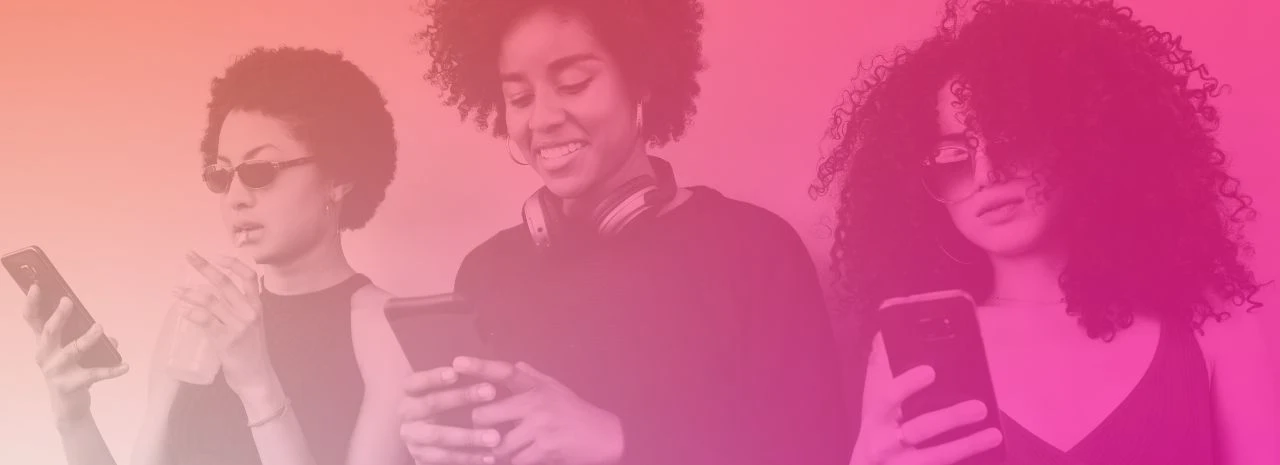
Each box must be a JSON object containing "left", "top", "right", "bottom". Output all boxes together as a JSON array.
[
  {"left": 908, "top": 427, "right": 1003, "bottom": 465},
  {"left": 471, "top": 391, "right": 539, "bottom": 427},
  {"left": 22, "top": 283, "right": 44, "bottom": 333},
  {"left": 399, "top": 421, "right": 502, "bottom": 449},
  {"left": 185, "top": 251, "right": 253, "bottom": 319},
  {"left": 54, "top": 365, "right": 130, "bottom": 393},
  {"left": 401, "top": 384, "right": 498, "bottom": 421},
  {"left": 212, "top": 255, "right": 260, "bottom": 296},
  {"left": 492, "top": 420, "right": 539, "bottom": 457},
  {"left": 39, "top": 297, "right": 75, "bottom": 350},
  {"left": 108, "top": 337, "right": 120, "bottom": 349},
  {"left": 514, "top": 362, "right": 567, "bottom": 391},
  {"left": 403, "top": 443, "right": 495, "bottom": 465},
  {"left": 510, "top": 442, "right": 550, "bottom": 465},
  {"left": 404, "top": 367, "right": 460, "bottom": 395},
  {"left": 46, "top": 323, "right": 107, "bottom": 370},
  {"left": 174, "top": 287, "right": 240, "bottom": 331},
  {"left": 455, "top": 357, "right": 539, "bottom": 392},
  {"left": 880, "top": 365, "right": 936, "bottom": 420},
  {"left": 182, "top": 305, "right": 219, "bottom": 327},
  {"left": 900, "top": 400, "right": 989, "bottom": 446}
]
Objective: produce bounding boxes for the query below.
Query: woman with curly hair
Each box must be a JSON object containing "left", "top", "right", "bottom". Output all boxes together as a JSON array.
[
  {"left": 20, "top": 47, "right": 413, "bottom": 465},
  {"left": 398, "top": 1, "right": 851, "bottom": 464},
  {"left": 814, "top": 1, "right": 1279, "bottom": 464}
]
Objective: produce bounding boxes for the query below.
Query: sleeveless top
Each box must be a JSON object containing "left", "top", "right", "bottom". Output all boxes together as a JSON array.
[
  {"left": 1000, "top": 322, "right": 1215, "bottom": 465},
  {"left": 161, "top": 274, "right": 370, "bottom": 465}
]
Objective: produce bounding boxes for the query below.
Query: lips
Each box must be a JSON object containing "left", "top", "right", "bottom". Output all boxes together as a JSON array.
[
  {"left": 975, "top": 197, "right": 1024, "bottom": 218},
  {"left": 532, "top": 141, "right": 588, "bottom": 171}
]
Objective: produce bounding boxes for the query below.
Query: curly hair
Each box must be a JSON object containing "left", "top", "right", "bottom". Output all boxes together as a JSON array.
[
  {"left": 417, "top": 0, "right": 706, "bottom": 147},
  {"left": 813, "top": 0, "right": 1261, "bottom": 342},
  {"left": 199, "top": 46, "right": 398, "bottom": 230}
]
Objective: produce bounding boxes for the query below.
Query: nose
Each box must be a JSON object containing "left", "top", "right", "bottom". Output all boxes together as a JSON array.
[
  {"left": 528, "top": 92, "right": 567, "bottom": 133},
  {"left": 222, "top": 171, "right": 254, "bottom": 210},
  {"left": 971, "top": 149, "right": 1001, "bottom": 189}
]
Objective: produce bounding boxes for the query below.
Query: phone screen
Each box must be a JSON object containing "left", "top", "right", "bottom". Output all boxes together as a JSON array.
[
  {"left": 879, "top": 290, "right": 1003, "bottom": 462},
  {"left": 2, "top": 246, "right": 122, "bottom": 368},
  {"left": 384, "top": 294, "right": 505, "bottom": 430}
]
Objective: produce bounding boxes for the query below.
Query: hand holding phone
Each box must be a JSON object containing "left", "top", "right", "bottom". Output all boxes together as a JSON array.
[{"left": 850, "top": 290, "right": 1004, "bottom": 465}]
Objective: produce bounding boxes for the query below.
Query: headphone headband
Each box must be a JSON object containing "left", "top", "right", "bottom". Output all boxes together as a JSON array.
[{"left": 523, "top": 156, "right": 678, "bottom": 250}]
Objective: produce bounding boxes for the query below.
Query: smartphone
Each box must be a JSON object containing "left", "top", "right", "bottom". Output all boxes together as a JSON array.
[
  {"left": 878, "top": 289, "right": 1003, "bottom": 464},
  {"left": 385, "top": 293, "right": 507, "bottom": 430},
  {"left": 3, "top": 245, "right": 123, "bottom": 368}
]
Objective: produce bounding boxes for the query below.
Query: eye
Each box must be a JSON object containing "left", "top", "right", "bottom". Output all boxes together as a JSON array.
[
  {"left": 931, "top": 145, "right": 972, "bottom": 165},
  {"left": 508, "top": 93, "right": 534, "bottom": 109},
  {"left": 559, "top": 78, "right": 591, "bottom": 95}
]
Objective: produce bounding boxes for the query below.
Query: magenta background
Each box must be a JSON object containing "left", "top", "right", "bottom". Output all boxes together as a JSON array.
[{"left": 0, "top": 0, "right": 1276, "bottom": 462}]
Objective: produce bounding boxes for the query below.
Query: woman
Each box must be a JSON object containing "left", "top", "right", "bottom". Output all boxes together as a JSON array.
[
  {"left": 22, "top": 46, "right": 413, "bottom": 465},
  {"left": 398, "top": 1, "right": 852, "bottom": 464},
  {"left": 813, "top": 1, "right": 1279, "bottom": 464}
]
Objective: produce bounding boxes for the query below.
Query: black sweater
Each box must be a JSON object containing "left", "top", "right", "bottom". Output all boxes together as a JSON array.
[{"left": 455, "top": 187, "right": 852, "bottom": 465}]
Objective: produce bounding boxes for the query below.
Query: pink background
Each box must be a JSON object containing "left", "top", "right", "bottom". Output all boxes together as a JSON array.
[{"left": 1, "top": 0, "right": 1276, "bottom": 462}]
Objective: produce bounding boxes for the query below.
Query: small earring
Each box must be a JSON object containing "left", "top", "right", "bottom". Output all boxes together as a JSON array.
[
  {"left": 635, "top": 102, "right": 645, "bottom": 134},
  {"left": 507, "top": 138, "right": 530, "bottom": 166}
]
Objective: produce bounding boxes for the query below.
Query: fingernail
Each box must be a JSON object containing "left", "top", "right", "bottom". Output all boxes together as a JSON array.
[
  {"left": 475, "top": 383, "right": 495, "bottom": 400},
  {"left": 454, "top": 356, "right": 471, "bottom": 369},
  {"left": 981, "top": 428, "right": 1003, "bottom": 445},
  {"left": 481, "top": 430, "right": 500, "bottom": 446},
  {"left": 441, "top": 369, "right": 458, "bottom": 383}
]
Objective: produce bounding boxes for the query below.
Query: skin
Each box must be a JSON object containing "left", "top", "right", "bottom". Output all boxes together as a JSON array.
[
  {"left": 850, "top": 80, "right": 1280, "bottom": 465},
  {"left": 23, "top": 109, "right": 414, "bottom": 465}
]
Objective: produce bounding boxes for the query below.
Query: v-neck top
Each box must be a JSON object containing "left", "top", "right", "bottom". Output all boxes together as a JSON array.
[{"left": 998, "top": 322, "right": 1214, "bottom": 464}]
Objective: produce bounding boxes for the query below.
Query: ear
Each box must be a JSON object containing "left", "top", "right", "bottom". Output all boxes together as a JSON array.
[{"left": 329, "top": 182, "right": 354, "bottom": 205}]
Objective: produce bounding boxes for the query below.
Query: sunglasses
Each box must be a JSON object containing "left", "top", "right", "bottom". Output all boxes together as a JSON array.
[
  {"left": 921, "top": 144, "right": 988, "bottom": 204},
  {"left": 202, "top": 157, "right": 316, "bottom": 194}
]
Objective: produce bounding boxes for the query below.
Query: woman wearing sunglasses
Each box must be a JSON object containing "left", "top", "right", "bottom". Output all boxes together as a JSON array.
[
  {"left": 814, "top": 1, "right": 1278, "bottom": 464},
  {"left": 396, "top": 1, "right": 851, "bottom": 464},
  {"left": 21, "top": 46, "right": 412, "bottom": 465}
]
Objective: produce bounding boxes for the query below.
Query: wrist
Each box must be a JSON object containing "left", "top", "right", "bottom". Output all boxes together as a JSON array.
[
  {"left": 235, "top": 377, "right": 287, "bottom": 422},
  {"left": 54, "top": 412, "right": 97, "bottom": 435}
]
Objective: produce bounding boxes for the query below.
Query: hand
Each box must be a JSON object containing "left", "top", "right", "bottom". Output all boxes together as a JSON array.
[
  {"left": 22, "top": 284, "right": 129, "bottom": 424},
  {"left": 464, "top": 358, "right": 623, "bottom": 465},
  {"left": 849, "top": 365, "right": 1002, "bottom": 465},
  {"left": 399, "top": 366, "right": 503, "bottom": 465},
  {"left": 174, "top": 251, "right": 283, "bottom": 419}
]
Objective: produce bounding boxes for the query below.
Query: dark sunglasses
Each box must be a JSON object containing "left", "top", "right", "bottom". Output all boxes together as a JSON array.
[
  {"left": 921, "top": 144, "right": 986, "bottom": 204},
  {"left": 202, "top": 157, "right": 316, "bottom": 194}
]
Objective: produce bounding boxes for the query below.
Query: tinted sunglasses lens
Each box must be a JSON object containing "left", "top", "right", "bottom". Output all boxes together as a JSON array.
[
  {"left": 923, "top": 157, "right": 976, "bottom": 202},
  {"left": 238, "top": 163, "right": 278, "bottom": 189},
  {"left": 202, "top": 166, "right": 233, "bottom": 193}
]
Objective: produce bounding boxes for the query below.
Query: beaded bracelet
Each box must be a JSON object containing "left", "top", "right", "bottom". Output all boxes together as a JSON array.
[{"left": 247, "top": 398, "right": 291, "bottom": 428}]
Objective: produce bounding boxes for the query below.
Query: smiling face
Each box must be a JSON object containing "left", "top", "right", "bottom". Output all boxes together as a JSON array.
[
  {"left": 933, "top": 81, "right": 1057, "bottom": 258},
  {"left": 498, "top": 5, "right": 647, "bottom": 202},
  {"left": 212, "top": 110, "right": 340, "bottom": 264}
]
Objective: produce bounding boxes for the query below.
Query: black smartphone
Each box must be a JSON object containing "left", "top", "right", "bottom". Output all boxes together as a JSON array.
[
  {"left": 385, "top": 293, "right": 507, "bottom": 430},
  {"left": 878, "top": 289, "right": 1003, "bottom": 464},
  {"left": 3, "top": 245, "right": 123, "bottom": 368}
]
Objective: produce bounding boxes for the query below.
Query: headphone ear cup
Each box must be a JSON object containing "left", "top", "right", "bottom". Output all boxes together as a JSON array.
[{"left": 523, "top": 188, "right": 562, "bottom": 249}]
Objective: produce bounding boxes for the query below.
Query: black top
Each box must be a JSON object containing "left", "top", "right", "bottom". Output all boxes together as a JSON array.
[
  {"left": 1000, "top": 322, "right": 1214, "bottom": 465},
  {"left": 455, "top": 187, "right": 853, "bottom": 465},
  {"left": 161, "top": 274, "right": 370, "bottom": 465}
]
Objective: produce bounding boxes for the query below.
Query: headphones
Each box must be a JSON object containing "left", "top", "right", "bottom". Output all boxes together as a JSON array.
[{"left": 522, "top": 156, "right": 678, "bottom": 250}]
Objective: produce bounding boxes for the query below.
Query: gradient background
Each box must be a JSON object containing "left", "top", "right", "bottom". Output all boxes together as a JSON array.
[{"left": 1, "top": 0, "right": 1276, "bottom": 462}]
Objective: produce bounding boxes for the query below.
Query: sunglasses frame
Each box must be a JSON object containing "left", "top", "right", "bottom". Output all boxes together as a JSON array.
[{"left": 202, "top": 157, "right": 317, "bottom": 194}]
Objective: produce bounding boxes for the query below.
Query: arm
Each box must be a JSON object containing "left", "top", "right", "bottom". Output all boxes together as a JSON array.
[
  {"left": 1198, "top": 308, "right": 1280, "bottom": 465},
  {"left": 345, "top": 285, "right": 415, "bottom": 465}
]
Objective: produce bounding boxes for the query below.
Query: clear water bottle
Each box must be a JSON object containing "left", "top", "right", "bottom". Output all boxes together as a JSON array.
[{"left": 160, "top": 261, "right": 221, "bottom": 385}]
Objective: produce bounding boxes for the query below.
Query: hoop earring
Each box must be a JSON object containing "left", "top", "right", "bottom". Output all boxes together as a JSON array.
[
  {"left": 935, "top": 235, "right": 978, "bottom": 265},
  {"left": 507, "top": 138, "right": 530, "bottom": 166}
]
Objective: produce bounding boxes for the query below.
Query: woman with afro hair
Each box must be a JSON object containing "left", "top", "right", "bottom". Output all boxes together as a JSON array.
[
  {"left": 398, "top": 1, "right": 851, "bottom": 464},
  {"left": 814, "top": 1, "right": 1279, "bottom": 464}
]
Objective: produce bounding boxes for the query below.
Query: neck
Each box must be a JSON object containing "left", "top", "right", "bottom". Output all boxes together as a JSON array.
[
  {"left": 260, "top": 232, "right": 355, "bottom": 296},
  {"left": 561, "top": 146, "right": 653, "bottom": 218},
  {"left": 987, "top": 243, "right": 1068, "bottom": 305}
]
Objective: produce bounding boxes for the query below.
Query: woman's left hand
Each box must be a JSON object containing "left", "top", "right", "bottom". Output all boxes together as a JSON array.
[
  {"left": 462, "top": 358, "right": 624, "bottom": 465},
  {"left": 175, "top": 251, "right": 284, "bottom": 419}
]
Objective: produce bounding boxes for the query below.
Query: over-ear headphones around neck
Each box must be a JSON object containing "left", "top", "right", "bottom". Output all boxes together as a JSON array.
[{"left": 522, "top": 156, "right": 678, "bottom": 250}]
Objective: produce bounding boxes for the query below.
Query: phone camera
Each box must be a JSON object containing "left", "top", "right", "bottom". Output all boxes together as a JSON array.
[{"left": 18, "top": 264, "right": 37, "bottom": 281}]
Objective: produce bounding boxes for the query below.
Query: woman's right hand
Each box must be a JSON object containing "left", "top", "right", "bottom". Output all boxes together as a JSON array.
[
  {"left": 850, "top": 338, "right": 1003, "bottom": 465},
  {"left": 22, "top": 284, "right": 129, "bottom": 424}
]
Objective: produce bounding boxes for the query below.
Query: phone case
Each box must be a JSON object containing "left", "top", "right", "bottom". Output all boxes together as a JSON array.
[
  {"left": 879, "top": 289, "right": 1004, "bottom": 464},
  {"left": 3, "top": 245, "right": 123, "bottom": 368}
]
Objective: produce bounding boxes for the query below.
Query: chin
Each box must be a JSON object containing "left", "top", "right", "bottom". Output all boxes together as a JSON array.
[
  {"left": 965, "top": 223, "right": 1051, "bottom": 258},
  {"left": 541, "top": 174, "right": 594, "bottom": 200}
]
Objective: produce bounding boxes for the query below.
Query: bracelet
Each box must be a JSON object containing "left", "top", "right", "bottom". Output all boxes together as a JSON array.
[{"left": 247, "top": 398, "right": 291, "bottom": 428}]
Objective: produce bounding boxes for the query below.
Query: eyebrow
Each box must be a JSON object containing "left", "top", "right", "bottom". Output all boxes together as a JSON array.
[
  {"left": 499, "top": 53, "right": 602, "bottom": 83},
  {"left": 216, "top": 144, "right": 277, "bottom": 163}
]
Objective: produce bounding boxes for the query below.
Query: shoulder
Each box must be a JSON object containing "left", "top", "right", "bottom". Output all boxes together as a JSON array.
[
  {"left": 677, "top": 186, "right": 811, "bottom": 252},
  {"left": 1193, "top": 299, "right": 1270, "bottom": 374},
  {"left": 454, "top": 224, "right": 531, "bottom": 290}
]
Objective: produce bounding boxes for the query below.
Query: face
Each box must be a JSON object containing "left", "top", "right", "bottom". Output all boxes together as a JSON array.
[
  {"left": 211, "top": 110, "right": 341, "bottom": 264},
  {"left": 932, "top": 80, "right": 1057, "bottom": 258},
  {"left": 498, "top": 6, "right": 645, "bottom": 200}
]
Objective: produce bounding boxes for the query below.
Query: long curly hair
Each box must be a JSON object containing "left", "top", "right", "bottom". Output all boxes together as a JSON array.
[
  {"left": 416, "top": 0, "right": 706, "bottom": 147},
  {"left": 813, "top": 0, "right": 1262, "bottom": 343}
]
